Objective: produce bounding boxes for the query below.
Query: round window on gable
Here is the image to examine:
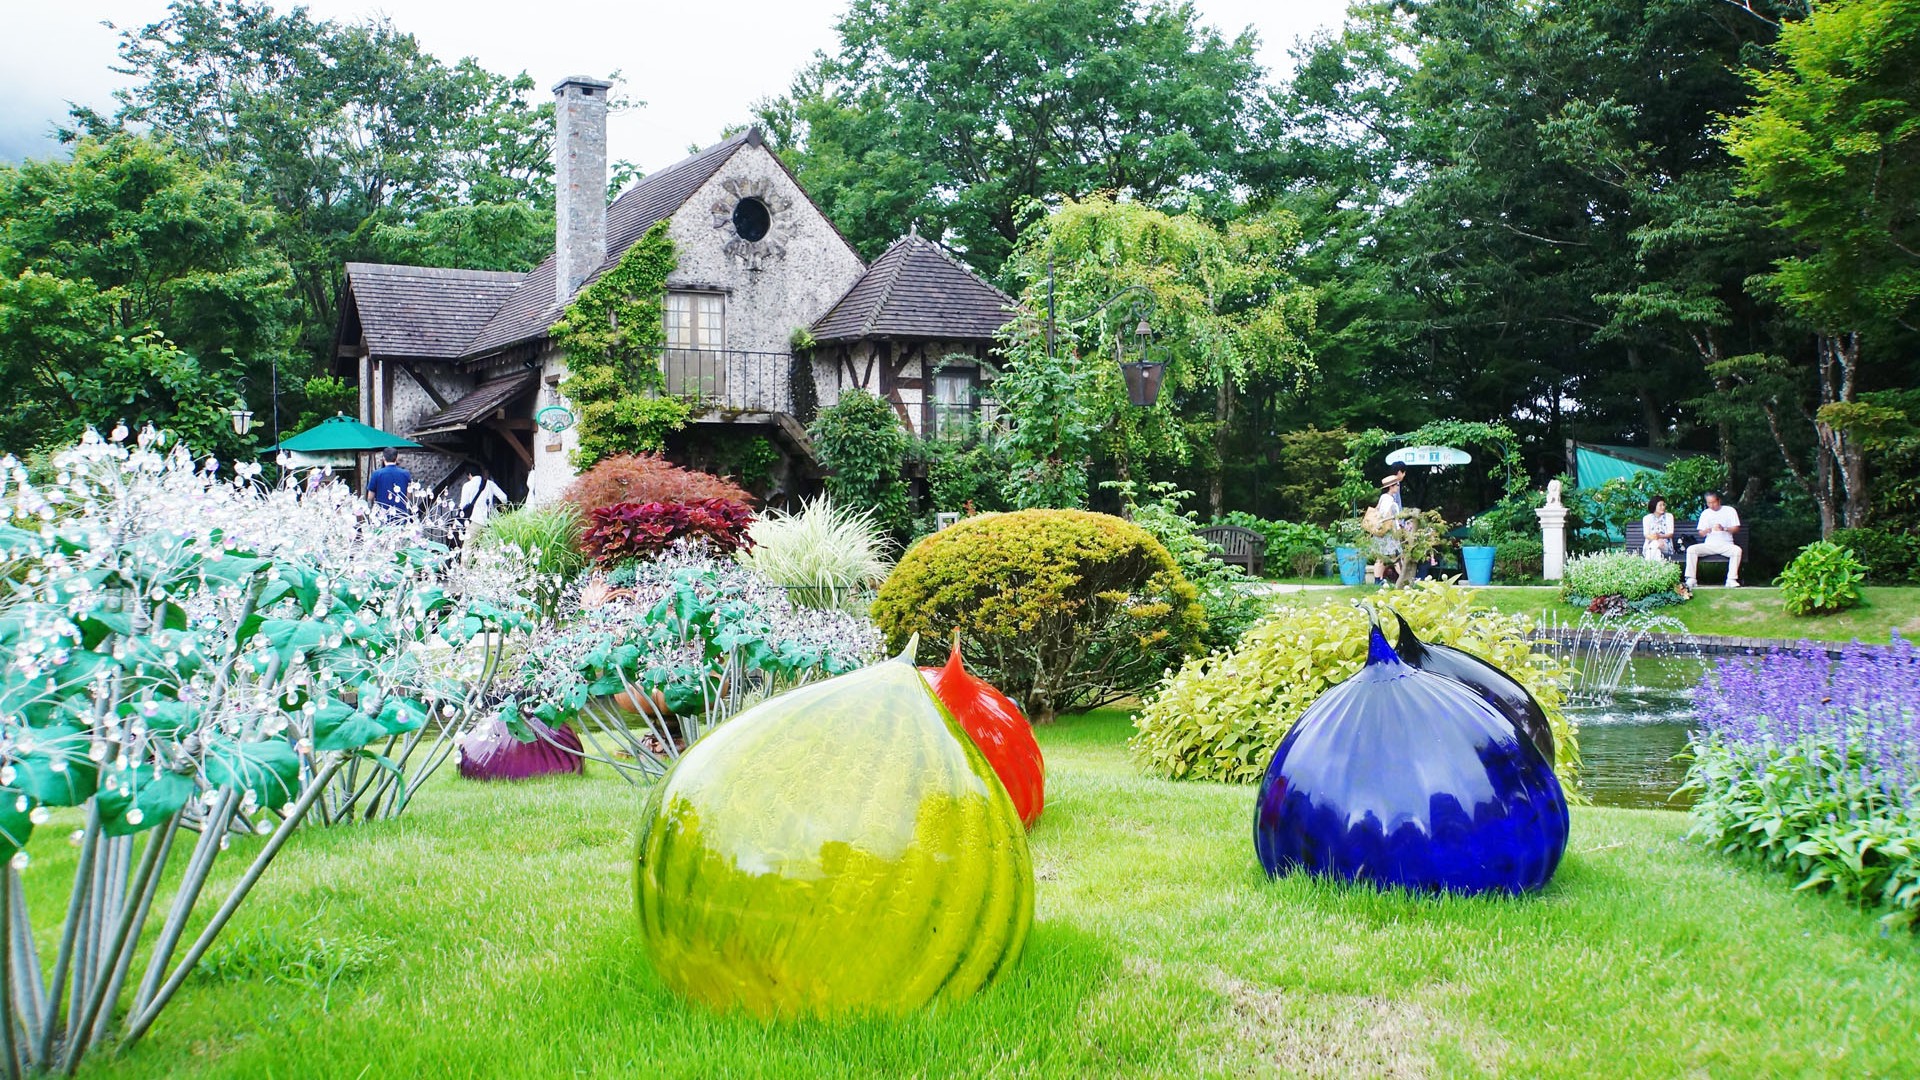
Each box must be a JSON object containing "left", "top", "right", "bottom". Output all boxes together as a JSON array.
[{"left": 732, "top": 196, "right": 771, "bottom": 242}]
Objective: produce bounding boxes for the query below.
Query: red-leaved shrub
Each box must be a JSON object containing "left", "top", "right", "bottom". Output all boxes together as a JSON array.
[
  {"left": 583, "top": 499, "right": 756, "bottom": 566},
  {"left": 563, "top": 454, "right": 751, "bottom": 517}
]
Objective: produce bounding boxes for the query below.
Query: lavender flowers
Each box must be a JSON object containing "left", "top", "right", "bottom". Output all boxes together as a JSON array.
[{"left": 1686, "top": 636, "right": 1920, "bottom": 929}]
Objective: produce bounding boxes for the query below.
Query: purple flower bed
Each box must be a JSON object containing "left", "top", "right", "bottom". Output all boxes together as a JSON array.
[{"left": 1687, "top": 635, "right": 1920, "bottom": 929}]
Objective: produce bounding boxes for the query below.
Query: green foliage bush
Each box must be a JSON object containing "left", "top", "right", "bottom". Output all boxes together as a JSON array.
[
  {"left": 1561, "top": 552, "right": 1683, "bottom": 603},
  {"left": 1121, "top": 485, "right": 1263, "bottom": 651},
  {"left": 1776, "top": 541, "right": 1867, "bottom": 616},
  {"left": 1826, "top": 527, "right": 1920, "bottom": 584},
  {"left": 1131, "top": 581, "right": 1578, "bottom": 787},
  {"left": 873, "top": 509, "right": 1204, "bottom": 722},
  {"left": 1496, "top": 537, "right": 1545, "bottom": 582},
  {"left": 811, "top": 390, "right": 914, "bottom": 535}
]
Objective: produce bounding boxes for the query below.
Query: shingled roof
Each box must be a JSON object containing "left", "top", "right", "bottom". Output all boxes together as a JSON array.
[
  {"left": 462, "top": 131, "right": 758, "bottom": 360},
  {"left": 810, "top": 232, "right": 1016, "bottom": 343},
  {"left": 342, "top": 264, "right": 526, "bottom": 360},
  {"left": 409, "top": 372, "right": 541, "bottom": 438}
]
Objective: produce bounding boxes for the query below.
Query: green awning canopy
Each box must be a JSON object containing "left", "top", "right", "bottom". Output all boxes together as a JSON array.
[
  {"left": 265, "top": 414, "right": 422, "bottom": 454},
  {"left": 1573, "top": 442, "right": 1685, "bottom": 488}
]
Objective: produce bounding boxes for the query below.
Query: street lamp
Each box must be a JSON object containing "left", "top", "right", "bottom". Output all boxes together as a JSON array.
[
  {"left": 1044, "top": 263, "right": 1166, "bottom": 407},
  {"left": 229, "top": 399, "right": 255, "bottom": 436},
  {"left": 1116, "top": 306, "right": 1166, "bottom": 408}
]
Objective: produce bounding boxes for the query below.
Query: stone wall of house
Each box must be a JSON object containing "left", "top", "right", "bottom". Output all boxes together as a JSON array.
[
  {"left": 527, "top": 344, "right": 579, "bottom": 505},
  {"left": 666, "top": 142, "right": 865, "bottom": 410},
  {"left": 814, "top": 340, "right": 993, "bottom": 437}
]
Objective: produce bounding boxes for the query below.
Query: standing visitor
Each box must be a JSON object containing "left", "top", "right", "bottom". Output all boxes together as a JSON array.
[
  {"left": 458, "top": 468, "right": 510, "bottom": 532},
  {"left": 1641, "top": 497, "right": 1675, "bottom": 562},
  {"left": 1367, "top": 468, "right": 1411, "bottom": 586},
  {"left": 366, "top": 448, "right": 412, "bottom": 520},
  {"left": 1685, "top": 491, "right": 1743, "bottom": 588}
]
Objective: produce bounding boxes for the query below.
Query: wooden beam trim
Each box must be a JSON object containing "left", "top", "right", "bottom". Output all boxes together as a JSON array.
[{"left": 398, "top": 363, "right": 452, "bottom": 410}]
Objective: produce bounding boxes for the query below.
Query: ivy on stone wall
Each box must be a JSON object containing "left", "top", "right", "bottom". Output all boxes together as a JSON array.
[{"left": 550, "top": 220, "right": 688, "bottom": 468}]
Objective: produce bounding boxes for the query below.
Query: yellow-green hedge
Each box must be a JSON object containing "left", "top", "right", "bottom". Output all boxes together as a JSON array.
[
  {"left": 873, "top": 509, "right": 1203, "bottom": 722},
  {"left": 1130, "top": 580, "right": 1580, "bottom": 788}
]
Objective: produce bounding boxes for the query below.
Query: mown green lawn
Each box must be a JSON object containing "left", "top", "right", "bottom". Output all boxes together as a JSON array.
[
  {"left": 45, "top": 710, "right": 1920, "bottom": 1078},
  {"left": 1276, "top": 583, "right": 1920, "bottom": 644}
]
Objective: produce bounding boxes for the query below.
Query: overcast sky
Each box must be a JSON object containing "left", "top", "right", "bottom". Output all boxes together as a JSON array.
[{"left": 1, "top": 0, "right": 1350, "bottom": 173}]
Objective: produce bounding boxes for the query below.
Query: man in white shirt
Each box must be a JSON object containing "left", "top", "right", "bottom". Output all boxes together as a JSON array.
[
  {"left": 1685, "top": 491, "right": 1742, "bottom": 589},
  {"left": 457, "top": 469, "right": 510, "bottom": 533}
]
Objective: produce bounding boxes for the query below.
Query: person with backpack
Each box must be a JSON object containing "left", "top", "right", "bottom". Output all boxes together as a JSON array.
[{"left": 457, "top": 467, "right": 509, "bottom": 534}]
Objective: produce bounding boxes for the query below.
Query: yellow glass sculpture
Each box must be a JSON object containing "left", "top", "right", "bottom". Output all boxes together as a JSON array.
[{"left": 634, "top": 655, "right": 1033, "bottom": 1018}]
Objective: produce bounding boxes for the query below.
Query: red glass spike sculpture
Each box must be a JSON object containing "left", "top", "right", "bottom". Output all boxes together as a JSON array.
[{"left": 921, "top": 639, "right": 1045, "bottom": 828}]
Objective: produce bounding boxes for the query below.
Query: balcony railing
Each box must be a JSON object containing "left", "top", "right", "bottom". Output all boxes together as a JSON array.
[{"left": 660, "top": 347, "right": 797, "bottom": 415}]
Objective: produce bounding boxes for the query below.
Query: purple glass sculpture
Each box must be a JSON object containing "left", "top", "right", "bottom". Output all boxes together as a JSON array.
[
  {"left": 1391, "top": 612, "right": 1556, "bottom": 766},
  {"left": 458, "top": 715, "right": 584, "bottom": 781},
  {"left": 1254, "top": 624, "right": 1568, "bottom": 895}
]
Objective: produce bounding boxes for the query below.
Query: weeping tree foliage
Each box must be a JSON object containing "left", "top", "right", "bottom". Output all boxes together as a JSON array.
[{"left": 991, "top": 196, "right": 1316, "bottom": 513}]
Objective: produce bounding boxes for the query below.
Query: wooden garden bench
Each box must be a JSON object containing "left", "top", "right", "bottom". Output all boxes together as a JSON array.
[
  {"left": 1622, "top": 521, "right": 1751, "bottom": 583},
  {"left": 1196, "top": 525, "right": 1266, "bottom": 577}
]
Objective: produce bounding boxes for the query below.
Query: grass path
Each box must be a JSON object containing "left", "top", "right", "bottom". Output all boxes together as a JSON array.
[
  {"left": 52, "top": 711, "right": 1920, "bottom": 1078},
  {"left": 1272, "top": 583, "right": 1920, "bottom": 644}
]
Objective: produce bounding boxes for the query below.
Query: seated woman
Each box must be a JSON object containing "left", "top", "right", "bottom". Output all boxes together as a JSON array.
[{"left": 1641, "top": 496, "right": 1675, "bottom": 562}]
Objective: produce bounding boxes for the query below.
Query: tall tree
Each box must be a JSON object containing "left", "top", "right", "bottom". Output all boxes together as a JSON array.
[
  {"left": 758, "top": 0, "right": 1270, "bottom": 271},
  {"left": 74, "top": 0, "right": 558, "bottom": 356},
  {"left": 1262, "top": 1, "right": 1796, "bottom": 482},
  {"left": 0, "top": 134, "right": 295, "bottom": 456},
  {"left": 1724, "top": 0, "right": 1920, "bottom": 531}
]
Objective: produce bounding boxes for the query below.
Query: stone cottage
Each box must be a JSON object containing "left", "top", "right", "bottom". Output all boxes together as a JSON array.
[{"left": 333, "top": 75, "right": 1016, "bottom": 504}]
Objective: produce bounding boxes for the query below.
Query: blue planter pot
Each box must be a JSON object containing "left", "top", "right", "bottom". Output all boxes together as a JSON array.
[
  {"left": 1335, "top": 546, "right": 1367, "bottom": 586},
  {"left": 1462, "top": 545, "right": 1497, "bottom": 585}
]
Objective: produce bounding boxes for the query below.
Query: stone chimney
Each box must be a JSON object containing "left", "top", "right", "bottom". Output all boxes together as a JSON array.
[{"left": 553, "top": 75, "right": 613, "bottom": 305}]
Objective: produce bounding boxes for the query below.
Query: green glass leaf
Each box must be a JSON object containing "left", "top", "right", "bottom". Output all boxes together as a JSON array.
[
  {"left": 97, "top": 768, "right": 195, "bottom": 836},
  {"left": 311, "top": 702, "right": 387, "bottom": 752},
  {"left": 13, "top": 728, "right": 100, "bottom": 806},
  {"left": 0, "top": 788, "right": 32, "bottom": 860},
  {"left": 374, "top": 697, "right": 428, "bottom": 736},
  {"left": 204, "top": 739, "right": 301, "bottom": 810}
]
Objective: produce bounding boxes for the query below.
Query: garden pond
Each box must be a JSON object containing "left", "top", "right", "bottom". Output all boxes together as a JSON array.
[{"left": 1568, "top": 654, "right": 1702, "bottom": 810}]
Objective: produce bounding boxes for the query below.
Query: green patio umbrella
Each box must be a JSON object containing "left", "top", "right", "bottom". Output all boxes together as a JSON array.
[{"left": 264, "top": 413, "right": 421, "bottom": 454}]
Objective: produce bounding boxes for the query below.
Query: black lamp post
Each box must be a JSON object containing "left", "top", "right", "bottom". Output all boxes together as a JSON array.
[
  {"left": 227, "top": 357, "right": 280, "bottom": 441},
  {"left": 1116, "top": 306, "right": 1166, "bottom": 408},
  {"left": 1044, "top": 263, "right": 1165, "bottom": 407}
]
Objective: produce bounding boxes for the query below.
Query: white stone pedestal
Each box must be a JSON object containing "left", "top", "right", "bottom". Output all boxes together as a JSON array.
[{"left": 1537, "top": 504, "right": 1570, "bottom": 581}]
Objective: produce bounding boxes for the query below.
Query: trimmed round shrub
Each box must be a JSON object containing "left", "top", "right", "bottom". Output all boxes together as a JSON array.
[
  {"left": 1132, "top": 580, "right": 1578, "bottom": 788},
  {"left": 1777, "top": 540, "right": 1867, "bottom": 616},
  {"left": 873, "top": 509, "right": 1204, "bottom": 722},
  {"left": 1827, "top": 526, "right": 1920, "bottom": 584},
  {"left": 1561, "top": 551, "right": 1683, "bottom": 603},
  {"left": 1495, "top": 537, "right": 1545, "bottom": 582},
  {"left": 561, "top": 453, "right": 750, "bottom": 517}
]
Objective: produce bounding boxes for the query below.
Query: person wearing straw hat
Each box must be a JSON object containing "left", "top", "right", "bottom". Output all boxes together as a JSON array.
[{"left": 1367, "top": 467, "right": 1411, "bottom": 585}]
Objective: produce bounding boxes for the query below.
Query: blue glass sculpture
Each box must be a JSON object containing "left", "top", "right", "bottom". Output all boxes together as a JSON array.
[
  {"left": 1391, "top": 612, "right": 1556, "bottom": 767},
  {"left": 1254, "top": 624, "right": 1569, "bottom": 895}
]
